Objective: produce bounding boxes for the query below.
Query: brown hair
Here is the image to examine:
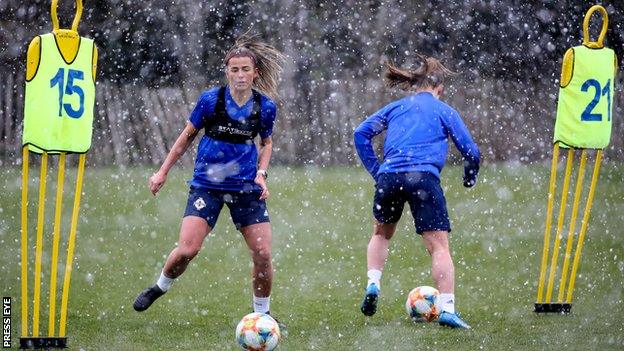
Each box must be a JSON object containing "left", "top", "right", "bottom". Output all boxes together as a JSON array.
[
  {"left": 224, "top": 32, "right": 285, "bottom": 100},
  {"left": 384, "top": 54, "right": 455, "bottom": 91}
]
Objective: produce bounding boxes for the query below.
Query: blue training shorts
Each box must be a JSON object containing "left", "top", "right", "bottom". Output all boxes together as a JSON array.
[
  {"left": 183, "top": 187, "right": 270, "bottom": 230},
  {"left": 373, "top": 172, "right": 451, "bottom": 234}
]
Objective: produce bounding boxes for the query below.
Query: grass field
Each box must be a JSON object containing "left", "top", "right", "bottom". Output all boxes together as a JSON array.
[{"left": 1, "top": 161, "right": 623, "bottom": 350}]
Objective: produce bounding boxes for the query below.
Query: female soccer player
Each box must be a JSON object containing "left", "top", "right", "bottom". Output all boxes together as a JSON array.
[
  {"left": 354, "top": 55, "right": 480, "bottom": 329},
  {"left": 133, "top": 34, "right": 285, "bottom": 325}
]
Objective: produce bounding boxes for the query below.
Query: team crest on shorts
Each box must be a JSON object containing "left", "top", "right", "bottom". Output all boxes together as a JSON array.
[{"left": 194, "top": 197, "right": 206, "bottom": 210}]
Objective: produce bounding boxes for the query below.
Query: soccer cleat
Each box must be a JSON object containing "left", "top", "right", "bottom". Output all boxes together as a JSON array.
[
  {"left": 438, "top": 311, "right": 471, "bottom": 329},
  {"left": 360, "top": 283, "right": 380, "bottom": 316},
  {"left": 133, "top": 284, "right": 165, "bottom": 312}
]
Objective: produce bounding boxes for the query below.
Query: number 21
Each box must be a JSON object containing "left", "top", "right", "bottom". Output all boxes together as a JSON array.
[{"left": 580, "top": 78, "right": 611, "bottom": 122}]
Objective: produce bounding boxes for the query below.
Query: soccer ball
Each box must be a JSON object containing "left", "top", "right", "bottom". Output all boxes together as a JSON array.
[
  {"left": 235, "top": 312, "right": 281, "bottom": 350},
  {"left": 405, "top": 286, "right": 441, "bottom": 322}
]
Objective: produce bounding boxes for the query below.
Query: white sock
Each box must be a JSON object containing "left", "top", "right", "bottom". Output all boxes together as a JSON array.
[
  {"left": 439, "top": 293, "right": 455, "bottom": 314},
  {"left": 253, "top": 295, "right": 270, "bottom": 314},
  {"left": 156, "top": 271, "right": 174, "bottom": 292},
  {"left": 367, "top": 269, "right": 382, "bottom": 289}
]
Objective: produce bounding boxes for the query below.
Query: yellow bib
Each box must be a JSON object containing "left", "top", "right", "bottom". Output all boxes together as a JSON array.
[
  {"left": 23, "top": 33, "right": 95, "bottom": 154},
  {"left": 554, "top": 45, "right": 615, "bottom": 149}
]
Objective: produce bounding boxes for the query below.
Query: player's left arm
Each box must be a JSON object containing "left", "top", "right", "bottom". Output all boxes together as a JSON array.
[
  {"left": 442, "top": 109, "right": 481, "bottom": 187},
  {"left": 353, "top": 106, "right": 390, "bottom": 181},
  {"left": 255, "top": 99, "right": 276, "bottom": 200},
  {"left": 257, "top": 136, "right": 273, "bottom": 173},
  {"left": 255, "top": 136, "right": 273, "bottom": 200}
]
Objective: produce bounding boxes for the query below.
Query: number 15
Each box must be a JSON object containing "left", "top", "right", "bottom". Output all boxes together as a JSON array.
[{"left": 50, "top": 68, "right": 85, "bottom": 119}]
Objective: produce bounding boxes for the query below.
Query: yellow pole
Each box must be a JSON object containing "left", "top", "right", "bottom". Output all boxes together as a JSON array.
[
  {"left": 567, "top": 151, "right": 602, "bottom": 303},
  {"left": 59, "top": 154, "right": 86, "bottom": 337},
  {"left": 32, "top": 152, "right": 48, "bottom": 337},
  {"left": 20, "top": 146, "right": 30, "bottom": 337},
  {"left": 51, "top": 0, "right": 59, "bottom": 31},
  {"left": 537, "top": 143, "right": 559, "bottom": 303},
  {"left": 557, "top": 150, "right": 586, "bottom": 302},
  {"left": 48, "top": 153, "right": 66, "bottom": 336},
  {"left": 545, "top": 148, "right": 574, "bottom": 302},
  {"left": 71, "top": 0, "right": 83, "bottom": 32}
]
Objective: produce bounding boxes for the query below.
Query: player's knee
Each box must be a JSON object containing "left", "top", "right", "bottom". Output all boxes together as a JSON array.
[
  {"left": 251, "top": 247, "right": 272, "bottom": 266},
  {"left": 373, "top": 225, "right": 395, "bottom": 240},
  {"left": 427, "top": 241, "right": 449, "bottom": 256},
  {"left": 178, "top": 245, "right": 201, "bottom": 260},
  {"left": 423, "top": 231, "right": 449, "bottom": 253}
]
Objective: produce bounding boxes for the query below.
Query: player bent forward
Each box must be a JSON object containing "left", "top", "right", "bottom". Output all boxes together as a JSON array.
[{"left": 354, "top": 54, "right": 480, "bottom": 329}]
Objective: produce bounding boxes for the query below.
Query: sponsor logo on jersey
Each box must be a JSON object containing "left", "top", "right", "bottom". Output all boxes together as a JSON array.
[{"left": 217, "top": 125, "right": 253, "bottom": 137}]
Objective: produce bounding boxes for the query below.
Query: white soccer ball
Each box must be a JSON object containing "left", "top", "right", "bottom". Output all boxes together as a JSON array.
[
  {"left": 405, "top": 286, "right": 441, "bottom": 322},
  {"left": 235, "top": 312, "right": 281, "bottom": 350}
]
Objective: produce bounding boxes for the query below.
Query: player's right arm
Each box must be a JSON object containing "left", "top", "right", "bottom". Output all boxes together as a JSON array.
[
  {"left": 150, "top": 91, "right": 215, "bottom": 195},
  {"left": 149, "top": 122, "right": 199, "bottom": 195}
]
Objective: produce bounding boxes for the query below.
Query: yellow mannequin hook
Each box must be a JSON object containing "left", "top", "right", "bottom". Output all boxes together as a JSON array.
[
  {"left": 582, "top": 5, "right": 608, "bottom": 48},
  {"left": 51, "top": 0, "right": 83, "bottom": 33}
]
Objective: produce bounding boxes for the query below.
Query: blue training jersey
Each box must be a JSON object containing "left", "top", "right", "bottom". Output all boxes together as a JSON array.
[
  {"left": 188, "top": 85, "right": 277, "bottom": 191},
  {"left": 354, "top": 92, "right": 480, "bottom": 180}
]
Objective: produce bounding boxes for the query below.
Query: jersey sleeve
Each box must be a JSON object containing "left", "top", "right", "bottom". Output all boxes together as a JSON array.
[
  {"left": 353, "top": 104, "right": 391, "bottom": 179},
  {"left": 188, "top": 88, "right": 219, "bottom": 130},
  {"left": 441, "top": 108, "right": 481, "bottom": 165},
  {"left": 259, "top": 97, "right": 277, "bottom": 139}
]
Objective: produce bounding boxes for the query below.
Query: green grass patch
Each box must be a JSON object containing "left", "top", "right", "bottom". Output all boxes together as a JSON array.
[{"left": 1, "top": 162, "right": 623, "bottom": 350}]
